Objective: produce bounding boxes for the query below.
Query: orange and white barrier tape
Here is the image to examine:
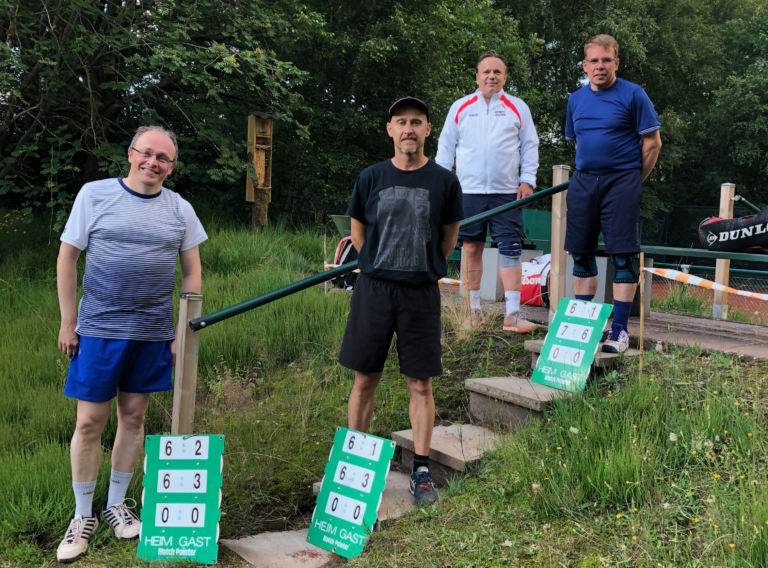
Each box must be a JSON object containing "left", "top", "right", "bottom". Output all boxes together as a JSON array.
[
  {"left": 644, "top": 267, "right": 768, "bottom": 301},
  {"left": 324, "top": 264, "right": 466, "bottom": 285},
  {"left": 438, "top": 277, "right": 467, "bottom": 285}
]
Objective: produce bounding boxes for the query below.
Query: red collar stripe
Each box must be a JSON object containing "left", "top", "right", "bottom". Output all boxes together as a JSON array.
[
  {"left": 500, "top": 95, "right": 522, "bottom": 126},
  {"left": 455, "top": 95, "right": 479, "bottom": 124}
]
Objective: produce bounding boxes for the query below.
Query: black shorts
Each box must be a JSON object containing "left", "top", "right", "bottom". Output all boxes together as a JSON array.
[
  {"left": 339, "top": 274, "right": 442, "bottom": 378},
  {"left": 564, "top": 169, "right": 642, "bottom": 254},
  {"left": 458, "top": 193, "right": 524, "bottom": 244}
]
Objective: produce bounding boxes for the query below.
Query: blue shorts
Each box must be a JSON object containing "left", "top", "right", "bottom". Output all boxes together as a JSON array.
[
  {"left": 564, "top": 169, "right": 642, "bottom": 255},
  {"left": 459, "top": 193, "right": 524, "bottom": 244},
  {"left": 64, "top": 335, "right": 173, "bottom": 402}
]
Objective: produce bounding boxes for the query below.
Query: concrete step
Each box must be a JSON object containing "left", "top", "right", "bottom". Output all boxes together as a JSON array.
[
  {"left": 524, "top": 338, "right": 640, "bottom": 370},
  {"left": 313, "top": 470, "right": 413, "bottom": 522},
  {"left": 220, "top": 528, "right": 332, "bottom": 567},
  {"left": 464, "top": 376, "right": 571, "bottom": 427},
  {"left": 391, "top": 424, "right": 497, "bottom": 486}
]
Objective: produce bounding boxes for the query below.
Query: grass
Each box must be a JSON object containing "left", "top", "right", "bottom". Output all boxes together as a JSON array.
[
  {"left": 2, "top": 208, "right": 767, "bottom": 567},
  {"left": 350, "top": 348, "right": 768, "bottom": 568},
  {"left": 651, "top": 283, "right": 709, "bottom": 317},
  {"left": 0, "top": 212, "right": 533, "bottom": 565}
]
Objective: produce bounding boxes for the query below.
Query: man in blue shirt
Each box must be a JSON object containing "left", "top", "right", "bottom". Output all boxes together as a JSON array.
[{"left": 565, "top": 34, "right": 662, "bottom": 353}]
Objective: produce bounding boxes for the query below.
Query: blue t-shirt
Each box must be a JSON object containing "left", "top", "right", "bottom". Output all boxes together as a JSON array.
[{"left": 565, "top": 78, "right": 660, "bottom": 174}]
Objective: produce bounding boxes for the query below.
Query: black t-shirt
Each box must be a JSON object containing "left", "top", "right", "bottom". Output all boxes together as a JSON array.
[{"left": 346, "top": 159, "right": 464, "bottom": 286}]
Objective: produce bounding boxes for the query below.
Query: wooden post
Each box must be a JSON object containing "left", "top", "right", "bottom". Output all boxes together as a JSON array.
[
  {"left": 246, "top": 112, "right": 278, "bottom": 232},
  {"left": 549, "top": 165, "right": 570, "bottom": 323},
  {"left": 324, "top": 234, "right": 328, "bottom": 295},
  {"left": 639, "top": 252, "right": 645, "bottom": 379},
  {"left": 713, "top": 183, "right": 736, "bottom": 319},
  {"left": 171, "top": 293, "right": 204, "bottom": 435}
]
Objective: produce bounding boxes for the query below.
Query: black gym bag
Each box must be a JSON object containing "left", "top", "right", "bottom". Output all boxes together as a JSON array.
[{"left": 698, "top": 206, "right": 768, "bottom": 253}]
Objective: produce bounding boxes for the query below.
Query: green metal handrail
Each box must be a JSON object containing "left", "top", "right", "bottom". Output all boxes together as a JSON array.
[{"left": 189, "top": 180, "right": 570, "bottom": 331}]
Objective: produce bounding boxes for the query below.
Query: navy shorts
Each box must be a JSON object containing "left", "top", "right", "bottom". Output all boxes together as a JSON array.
[
  {"left": 339, "top": 274, "right": 442, "bottom": 378},
  {"left": 64, "top": 335, "right": 174, "bottom": 402},
  {"left": 564, "top": 169, "right": 642, "bottom": 254},
  {"left": 459, "top": 193, "right": 524, "bottom": 244}
]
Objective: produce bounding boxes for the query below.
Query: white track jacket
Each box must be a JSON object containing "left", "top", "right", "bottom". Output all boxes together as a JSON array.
[{"left": 436, "top": 89, "right": 539, "bottom": 194}]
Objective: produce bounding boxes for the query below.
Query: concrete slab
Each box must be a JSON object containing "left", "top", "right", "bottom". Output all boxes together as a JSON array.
[
  {"left": 220, "top": 529, "right": 332, "bottom": 567},
  {"left": 465, "top": 376, "right": 570, "bottom": 412},
  {"left": 313, "top": 471, "right": 414, "bottom": 521},
  {"left": 392, "top": 424, "right": 497, "bottom": 486},
  {"left": 468, "top": 391, "right": 540, "bottom": 428}
]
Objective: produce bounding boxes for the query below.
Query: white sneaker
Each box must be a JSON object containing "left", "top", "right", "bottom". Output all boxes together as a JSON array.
[
  {"left": 57, "top": 515, "right": 98, "bottom": 563},
  {"left": 602, "top": 325, "right": 630, "bottom": 353},
  {"left": 503, "top": 311, "right": 538, "bottom": 333},
  {"left": 101, "top": 500, "right": 141, "bottom": 540}
]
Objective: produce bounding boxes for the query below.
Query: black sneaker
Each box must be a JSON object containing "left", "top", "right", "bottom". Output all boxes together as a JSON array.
[{"left": 410, "top": 467, "right": 438, "bottom": 504}]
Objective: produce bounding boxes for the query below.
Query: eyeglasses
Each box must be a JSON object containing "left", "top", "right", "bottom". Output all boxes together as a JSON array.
[
  {"left": 130, "top": 147, "right": 176, "bottom": 164},
  {"left": 585, "top": 58, "right": 616, "bottom": 66}
]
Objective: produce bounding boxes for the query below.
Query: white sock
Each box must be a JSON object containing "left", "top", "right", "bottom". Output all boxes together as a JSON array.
[
  {"left": 505, "top": 291, "right": 521, "bottom": 316},
  {"left": 469, "top": 290, "right": 481, "bottom": 311},
  {"left": 73, "top": 480, "right": 97, "bottom": 518},
  {"left": 107, "top": 470, "right": 134, "bottom": 509}
]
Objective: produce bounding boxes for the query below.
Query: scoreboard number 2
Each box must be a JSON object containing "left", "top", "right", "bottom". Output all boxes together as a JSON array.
[{"left": 159, "top": 436, "right": 209, "bottom": 460}]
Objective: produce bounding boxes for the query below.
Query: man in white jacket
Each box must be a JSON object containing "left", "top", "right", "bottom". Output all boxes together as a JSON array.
[{"left": 436, "top": 51, "right": 540, "bottom": 332}]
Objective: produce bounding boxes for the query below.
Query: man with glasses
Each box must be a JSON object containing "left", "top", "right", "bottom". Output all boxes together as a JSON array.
[
  {"left": 56, "top": 126, "right": 207, "bottom": 563},
  {"left": 565, "top": 34, "right": 662, "bottom": 353}
]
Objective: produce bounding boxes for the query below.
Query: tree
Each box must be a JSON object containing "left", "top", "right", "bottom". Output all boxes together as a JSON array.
[{"left": 0, "top": 0, "right": 323, "bottom": 226}]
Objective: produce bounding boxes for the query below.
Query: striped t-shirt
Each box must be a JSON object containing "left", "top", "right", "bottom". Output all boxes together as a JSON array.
[{"left": 61, "top": 178, "right": 208, "bottom": 341}]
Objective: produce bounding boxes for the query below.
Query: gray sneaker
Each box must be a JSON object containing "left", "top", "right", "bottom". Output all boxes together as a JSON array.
[
  {"left": 410, "top": 467, "right": 438, "bottom": 505},
  {"left": 602, "top": 325, "right": 629, "bottom": 353}
]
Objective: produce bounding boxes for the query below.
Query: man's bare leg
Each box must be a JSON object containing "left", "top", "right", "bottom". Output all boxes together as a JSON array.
[
  {"left": 112, "top": 392, "right": 150, "bottom": 474},
  {"left": 405, "top": 375, "right": 438, "bottom": 503},
  {"left": 348, "top": 371, "right": 382, "bottom": 432},
  {"left": 573, "top": 275, "right": 598, "bottom": 297},
  {"left": 613, "top": 282, "right": 636, "bottom": 302},
  {"left": 462, "top": 241, "right": 485, "bottom": 329},
  {"left": 71, "top": 400, "right": 111, "bottom": 483},
  {"left": 405, "top": 376, "right": 434, "bottom": 456},
  {"left": 501, "top": 265, "right": 537, "bottom": 332}
]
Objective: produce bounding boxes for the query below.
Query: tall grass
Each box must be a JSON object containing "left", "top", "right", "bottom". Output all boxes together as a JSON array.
[
  {"left": 0, "top": 220, "right": 355, "bottom": 558},
  {"left": 351, "top": 347, "right": 768, "bottom": 567}
]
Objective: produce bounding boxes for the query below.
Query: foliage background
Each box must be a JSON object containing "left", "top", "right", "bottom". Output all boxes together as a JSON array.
[{"left": 1, "top": 0, "right": 766, "bottom": 229}]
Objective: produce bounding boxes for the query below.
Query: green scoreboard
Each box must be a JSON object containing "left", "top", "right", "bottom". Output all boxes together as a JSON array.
[
  {"left": 138, "top": 435, "right": 225, "bottom": 564},
  {"left": 532, "top": 298, "right": 612, "bottom": 392},
  {"left": 307, "top": 427, "right": 396, "bottom": 559}
]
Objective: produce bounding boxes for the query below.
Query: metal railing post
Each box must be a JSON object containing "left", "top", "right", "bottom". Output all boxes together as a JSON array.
[
  {"left": 172, "top": 293, "right": 204, "bottom": 435},
  {"left": 713, "top": 183, "right": 736, "bottom": 319},
  {"left": 549, "top": 165, "right": 570, "bottom": 323}
]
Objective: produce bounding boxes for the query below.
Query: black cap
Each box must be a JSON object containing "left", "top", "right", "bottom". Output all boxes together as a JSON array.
[{"left": 388, "top": 96, "right": 430, "bottom": 123}]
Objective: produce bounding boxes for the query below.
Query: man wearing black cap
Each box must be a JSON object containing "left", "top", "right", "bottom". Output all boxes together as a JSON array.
[{"left": 339, "top": 97, "right": 464, "bottom": 504}]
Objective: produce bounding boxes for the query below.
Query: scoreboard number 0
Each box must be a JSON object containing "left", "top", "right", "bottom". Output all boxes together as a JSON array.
[{"left": 154, "top": 503, "right": 206, "bottom": 528}]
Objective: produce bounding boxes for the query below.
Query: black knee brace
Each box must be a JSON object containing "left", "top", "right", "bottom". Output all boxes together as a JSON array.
[
  {"left": 610, "top": 253, "right": 639, "bottom": 284},
  {"left": 572, "top": 253, "right": 598, "bottom": 278}
]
